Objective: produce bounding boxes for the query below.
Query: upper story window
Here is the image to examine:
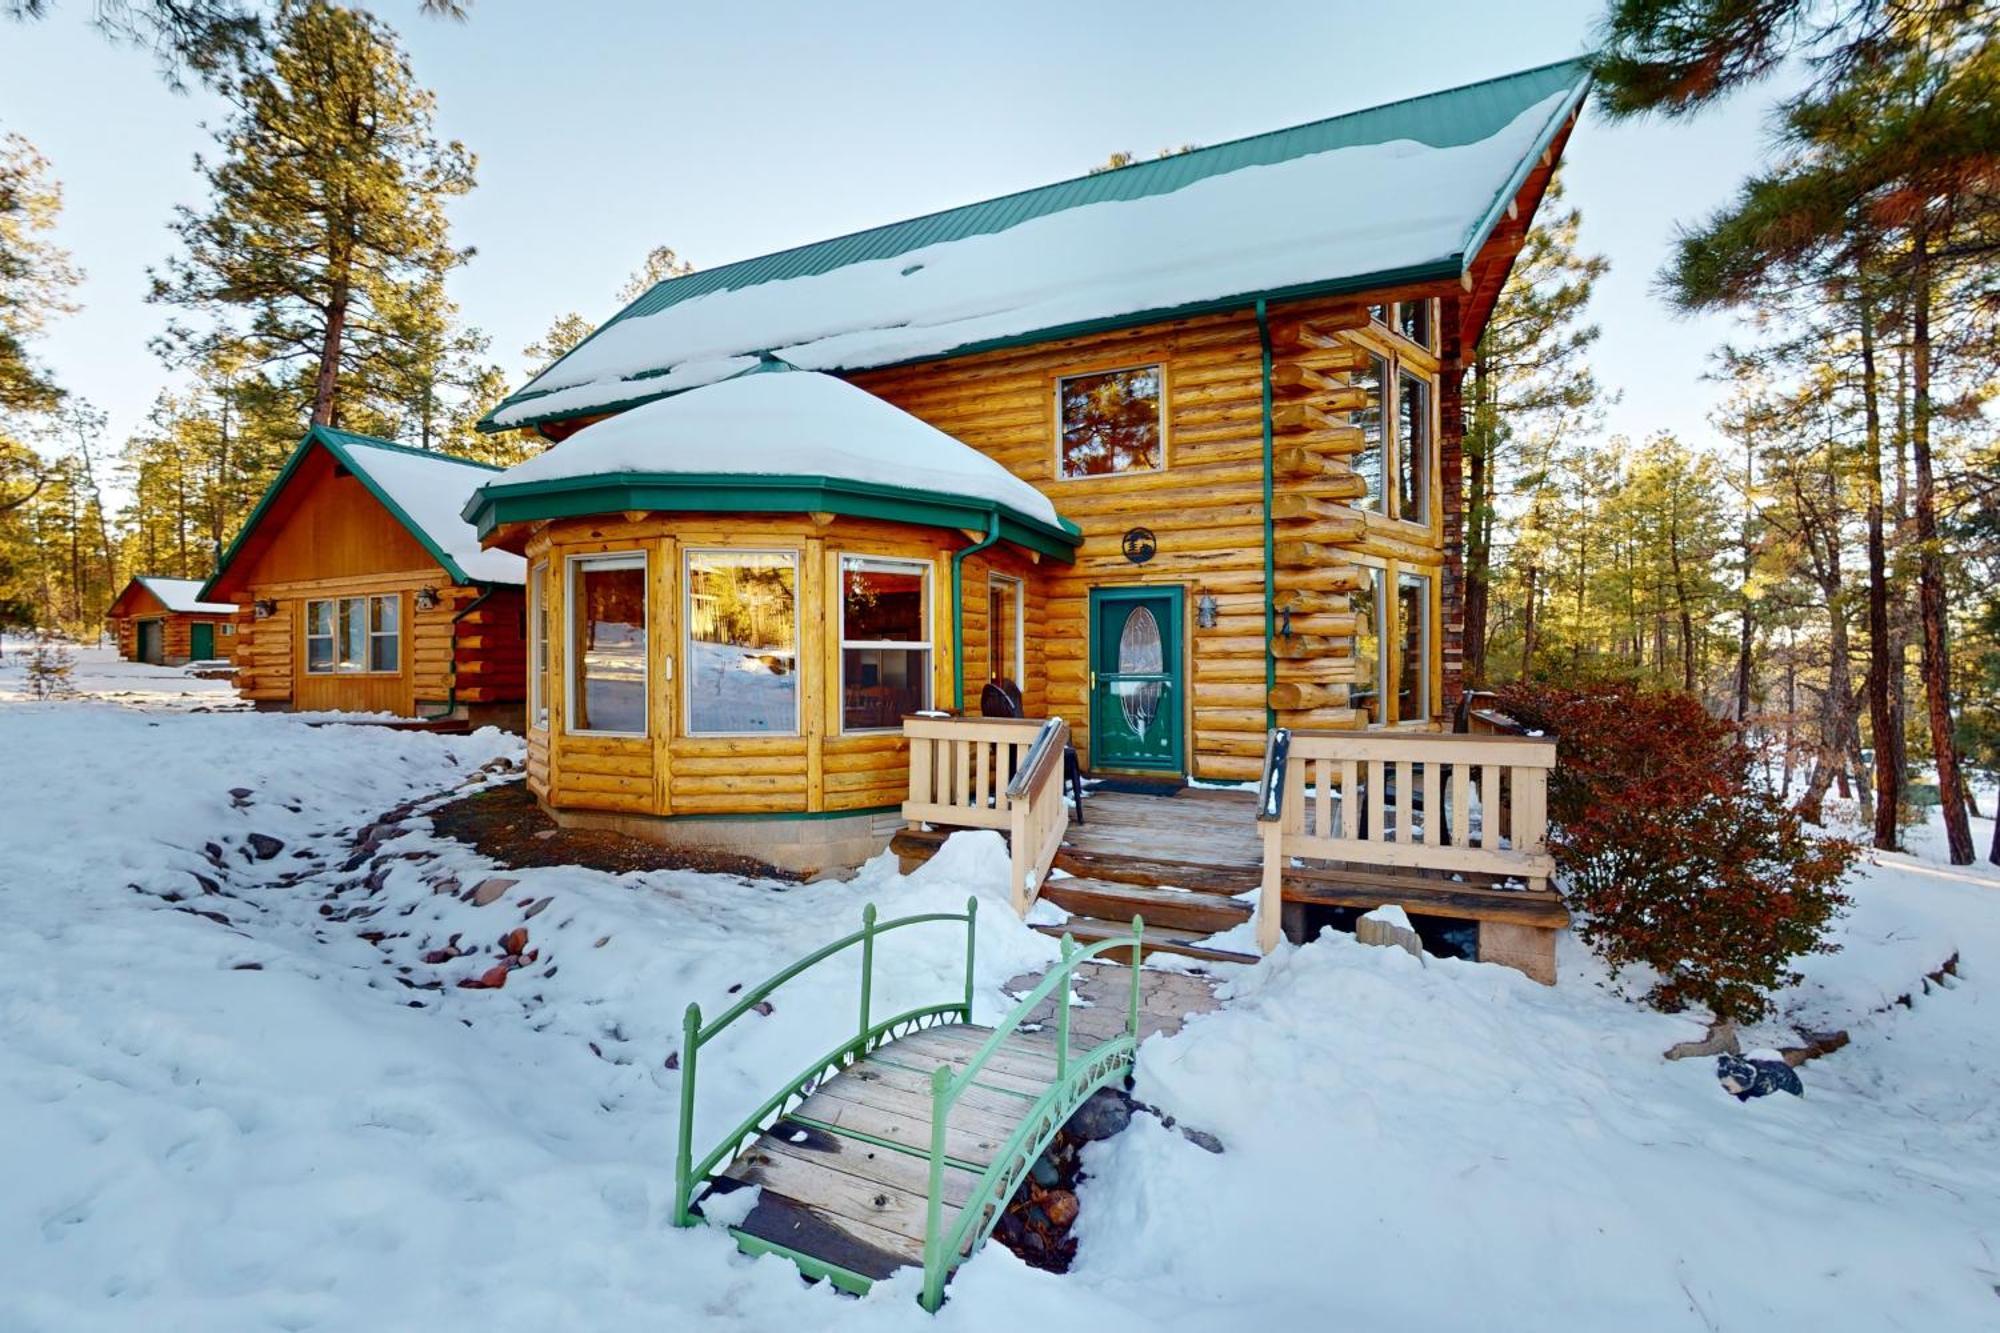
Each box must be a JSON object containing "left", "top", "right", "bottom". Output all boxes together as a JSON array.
[
  {"left": 685, "top": 549, "right": 799, "bottom": 737},
  {"left": 1347, "top": 353, "right": 1434, "bottom": 528},
  {"left": 1370, "top": 299, "right": 1436, "bottom": 353},
  {"left": 1057, "top": 365, "right": 1163, "bottom": 478}
]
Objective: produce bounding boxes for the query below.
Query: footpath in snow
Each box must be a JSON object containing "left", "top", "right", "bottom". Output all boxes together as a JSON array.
[{"left": 2, "top": 648, "right": 1997, "bottom": 1331}]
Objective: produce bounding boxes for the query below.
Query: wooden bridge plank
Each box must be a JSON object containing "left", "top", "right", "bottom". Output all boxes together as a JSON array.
[
  {"left": 717, "top": 1178, "right": 929, "bottom": 1281},
  {"left": 847, "top": 1054, "right": 1043, "bottom": 1117},
  {"left": 721, "top": 1138, "right": 971, "bottom": 1249},
  {"left": 792, "top": 1088, "right": 1011, "bottom": 1167},
  {"left": 751, "top": 1116, "right": 982, "bottom": 1209}
]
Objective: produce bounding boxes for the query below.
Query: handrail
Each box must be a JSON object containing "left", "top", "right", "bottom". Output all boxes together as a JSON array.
[
  {"left": 1004, "top": 716, "right": 1066, "bottom": 801},
  {"left": 918, "top": 916, "right": 1145, "bottom": 1312},
  {"left": 672, "top": 898, "right": 980, "bottom": 1228},
  {"left": 1256, "top": 725, "right": 1292, "bottom": 823}
]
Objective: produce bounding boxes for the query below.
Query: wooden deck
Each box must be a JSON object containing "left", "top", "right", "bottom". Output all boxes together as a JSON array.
[{"left": 702, "top": 1023, "right": 1086, "bottom": 1282}]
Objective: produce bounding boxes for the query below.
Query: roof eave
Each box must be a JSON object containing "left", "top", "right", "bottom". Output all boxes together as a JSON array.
[{"left": 463, "top": 472, "right": 1084, "bottom": 563}]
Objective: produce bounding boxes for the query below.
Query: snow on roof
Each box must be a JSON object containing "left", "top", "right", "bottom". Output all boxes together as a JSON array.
[
  {"left": 487, "top": 60, "right": 1588, "bottom": 430},
  {"left": 136, "top": 578, "right": 236, "bottom": 615},
  {"left": 329, "top": 435, "right": 526, "bottom": 586},
  {"left": 486, "top": 367, "right": 1067, "bottom": 530}
]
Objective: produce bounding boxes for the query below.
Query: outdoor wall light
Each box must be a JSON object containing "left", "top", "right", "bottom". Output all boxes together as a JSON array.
[
  {"left": 1279, "top": 607, "right": 1293, "bottom": 638},
  {"left": 1195, "top": 592, "right": 1218, "bottom": 629},
  {"left": 415, "top": 585, "right": 440, "bottom": 612}
]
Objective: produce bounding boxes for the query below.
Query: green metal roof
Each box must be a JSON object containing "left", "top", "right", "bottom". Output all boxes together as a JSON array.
[
  {"left": 484, "top": 57, "right": 1591, "bottom": 433},
  {"left": 201, "top": 425, "right": 509, "bottom": 600}
]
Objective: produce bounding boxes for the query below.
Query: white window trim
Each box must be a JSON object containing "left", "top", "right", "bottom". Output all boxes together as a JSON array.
[
  {"left": 988, "top": 572, "right": 1025, "bottom": 686},
  {"left": 839, "top": 554, "right": 933, "bottom": 735},
  {"left": 527, "top": 560, "right": 548, "bottom": 730},
  {"left": 565, "top": 551, "right": 648, "bottom": 738},
  {"left": 682, "top": 547, "right": 801, "bottom": 739},
  {"left": 304, "top": 593, "right": 400, "bottom": 676},
  {"left": 1054, "top": 362, "right": 1166, "bottom": 481}
]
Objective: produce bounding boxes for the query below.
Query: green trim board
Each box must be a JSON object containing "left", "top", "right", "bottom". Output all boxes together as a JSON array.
[
  {"left": 463, "top": 471, "right": 1083, "bottom": 563},
  {"left": 482, "top": 57, "right": 1592, "bottom": 434},
  {"left": 201, "top": 425, "right": 505, "bottom": 601}
]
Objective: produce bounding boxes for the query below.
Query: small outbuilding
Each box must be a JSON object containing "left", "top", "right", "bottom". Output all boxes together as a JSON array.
[
  {"left": 106, "top": 576, "right": 239, "bottom": 666},
  {"left": 204, "top": 425, "right": 529, "bottom": 725}
]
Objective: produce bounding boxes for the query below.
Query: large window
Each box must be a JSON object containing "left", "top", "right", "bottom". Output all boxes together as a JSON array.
[
  {"left": 841, "top": 555, "right": 931, "bottom": 731},
  {"left": 1396, "top": 299, "right": 1432, "bottom": 350},
  {"left": 528, "top": 561, "right": 549, "bottom": 729},
  {"left": 1057, "top": 365, "right": 1163, "bottom": 478},
  {"left": 685, "top": 550, "right": 797, "bottom": 735},
  {"left": 1398, "top": 370, "right": 1430, "bottom": 521},
  {"left": 1350, "top": 570, "right": 1385, "bottom": 725},
  {"left": 568, "top": 553, "right": 646, "bottom": 736},
  {"left": 1350, "top": 353, "right": 1388, "bottom": 514},
  {"left": 1397, "top": 572, "right": 1432, "bottom": 723},
  {"left": 987, "top": 574, "right": 1023, "bottom": 685},
  {"left": 1347, "top": 352, "right": 1432, "bottom": 527},
  {"left": 305, "top": 594, "right": 398, "bottom": 674}
]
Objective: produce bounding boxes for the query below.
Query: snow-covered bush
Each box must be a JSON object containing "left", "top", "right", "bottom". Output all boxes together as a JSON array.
[{"left": 1497, "top": 680, "right": 1858, "bottom": 1025}]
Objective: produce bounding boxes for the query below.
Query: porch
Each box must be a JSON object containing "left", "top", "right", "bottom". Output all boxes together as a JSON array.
[{"left": 892, "top": 716, "right": 1569, "bottom": 982}]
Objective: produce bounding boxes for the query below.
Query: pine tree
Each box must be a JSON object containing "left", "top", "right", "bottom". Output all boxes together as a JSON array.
[
  {"left": 0, "top": 130, "right": 81, "bottom": 414},
  {"left": 1461, "top": 175, "right": 1608, "bottom": 685},
  {"left": 150, "top": 1, "right": 475, "bottom": 431},
  {"left": 1598, "top": 0, "right": 1996, "bottom": 863}
]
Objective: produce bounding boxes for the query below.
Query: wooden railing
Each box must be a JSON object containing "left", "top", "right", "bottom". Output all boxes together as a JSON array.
[
  {"left": 1255, "top": 728, "right": 1557, "bottom": 952},
  {"left": 903, "top": 714, "right": 1071, "bottom": 914}
]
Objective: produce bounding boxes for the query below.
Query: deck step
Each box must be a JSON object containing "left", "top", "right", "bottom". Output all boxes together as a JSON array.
[
  {"left": 1039, "top": 876, "right": 1251, "bottom": 936},
  {"left": 1051, "top": 846, "right": 1258, "bottom": 896},
  {"left": 1035, "top": 915, "right": 1259, "bottom": 967}
]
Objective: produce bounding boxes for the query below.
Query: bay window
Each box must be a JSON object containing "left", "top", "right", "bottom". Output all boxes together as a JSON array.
[
  {"left": 685, "top": 550, "right": 798, "bottom": 735},
  {"left": 1396, "top": 572, "right": 1432, "bottom": 723},
  {"left": 1350, "top": 570, "right": 1385, "bottom": 725},
  {"left": 1397, "top": 370, "right": 1430, "bottom": 521},
  {"left": 568, "top": 553, "right": 646, "bottom": 736},
  {"left": 841, "top": 555, "right": 931, "bottom": 731}
]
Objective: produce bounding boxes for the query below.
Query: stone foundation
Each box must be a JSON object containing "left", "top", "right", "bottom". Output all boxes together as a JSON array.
[{"left": 541, "top": 803, "right": 906, "bottom": 879}]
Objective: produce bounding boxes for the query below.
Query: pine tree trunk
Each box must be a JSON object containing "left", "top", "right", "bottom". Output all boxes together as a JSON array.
[
  {"left": 1521, "top": 562, "right": 1538, "bottom": 678},
  {"left": 1859, "top": 288, "right": 1901, "bottom": 850},
  {"left": 1735, "top": 435, "right": 1754, "bottom": 721},
  {"left": 1909, "top": 225, "right": 1974, "bottom": 864},
  {"left": 312, "top": 267, "right": 352, "bottom": 427}
]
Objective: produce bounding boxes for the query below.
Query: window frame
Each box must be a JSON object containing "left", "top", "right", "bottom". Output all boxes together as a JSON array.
[
  {"left": 1393, "top": 570, "right": 1434, "bottom": 726},
  {"left": 1396, "top": 367, "right": 1431, "bottom": 525},
  {"left": 682, "top": 546, "right": 801, "bottom": 739},
  {"left": 303, "top": 593, "right": 401, "bottom": 676},
  {"left": 838, "top": 553, "right": 934, "bottom": 735},
  {"left": 986, "top": 571, "right": 1025, "bottom": 687},
  {"left": 1052, "top": 361, "right": 1168, "bottom": 481},
  {"left": 565, "top": 550, "right": 649, "bottom": 739},
  {"left": 527, "top": 560, "right": 549, "bottom": 730}
]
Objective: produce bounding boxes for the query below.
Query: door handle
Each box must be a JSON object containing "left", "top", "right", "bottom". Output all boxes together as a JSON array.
[{"left": 1089, "top": 670, "right": 1097, "bottom": 690}]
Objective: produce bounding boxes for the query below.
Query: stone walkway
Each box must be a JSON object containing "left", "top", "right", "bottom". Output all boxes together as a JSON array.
[{"left": 1003, "top": 960, "right": 1225, "bottom": 1046}]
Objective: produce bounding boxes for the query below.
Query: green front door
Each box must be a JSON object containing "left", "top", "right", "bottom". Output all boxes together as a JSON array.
[
  {"left": 189, "top": 622, "right": 215, "bottom": 661},
  {"left": 1088, "top": 587, "right": 1183, "bottom": 773}
]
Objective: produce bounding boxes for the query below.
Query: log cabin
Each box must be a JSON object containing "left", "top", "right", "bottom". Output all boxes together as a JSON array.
[
  {"left": 106, "top": 577, "right": 238, "bottom": 666},
  {"left": 460, "top": 57, "right": 1588, "bottom": 977},
  {"left": 202, "top": 425, "right": 529, "bottom": 725}
]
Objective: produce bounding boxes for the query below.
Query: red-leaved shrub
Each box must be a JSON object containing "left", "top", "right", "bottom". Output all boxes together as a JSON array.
[{"left": 1495, "top": 681, "right": 1857, "bottom": 1024}]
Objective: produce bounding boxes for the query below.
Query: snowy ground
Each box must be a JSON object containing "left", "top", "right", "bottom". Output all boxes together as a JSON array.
[{"left": 3, "top": 648, "right": 1998, "bottom": 1331}]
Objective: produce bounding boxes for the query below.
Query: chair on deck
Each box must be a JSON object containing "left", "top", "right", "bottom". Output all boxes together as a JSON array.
[{"left": 980, "top": 678, "right": 1084, "bottom": 824}]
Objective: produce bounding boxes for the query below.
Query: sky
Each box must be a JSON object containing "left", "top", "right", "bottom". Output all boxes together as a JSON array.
[{"left": 0, "top": 0, "right": 1789, "bottom": 484}]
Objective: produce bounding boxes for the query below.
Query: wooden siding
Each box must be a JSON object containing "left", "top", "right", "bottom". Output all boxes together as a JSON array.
[{"left": 849, "top": 290, "right": 1449, "bottom": 781}]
